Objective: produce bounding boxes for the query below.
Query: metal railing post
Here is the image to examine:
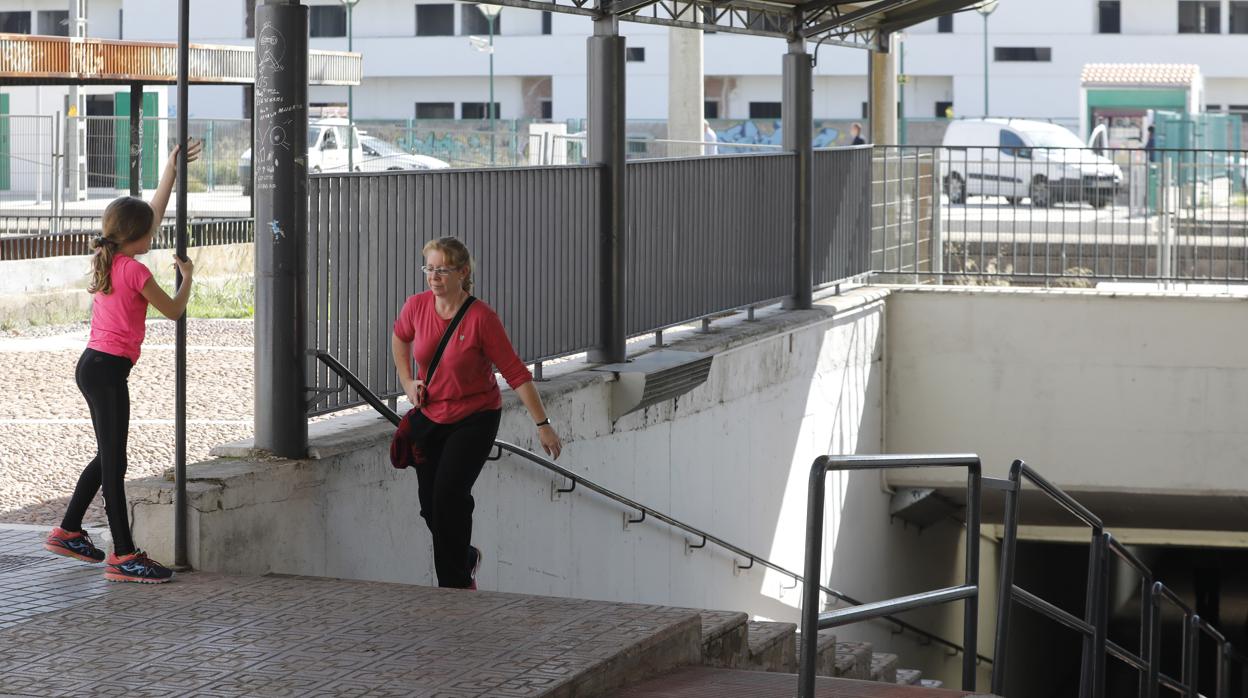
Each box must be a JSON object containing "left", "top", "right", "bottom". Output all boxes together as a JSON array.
[
  {"left": 129, "top": 83, "right": 142, "bottom": 197},
  {"left": 962, "top": 459, "right": 982, "bottom": 691},
  {"left": 932, "top": 146, "right": 944, "bottom": 282},
  {"left": 799, "top": 456, "right": 829, "bottom": 698},
  {"left": 1148, "top": 588, "right": 1162, "bottom": 698},
  {"left": 991, "top": 460, "right": 1023, "bottom": 696},
  {"left": 1185, "top": 616, "right": 1199, "bottom": 698}
]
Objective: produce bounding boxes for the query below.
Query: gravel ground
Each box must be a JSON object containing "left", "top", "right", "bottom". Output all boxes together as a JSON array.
[{"left": 1, "top": 319, "right": 256, "bottom": 526}]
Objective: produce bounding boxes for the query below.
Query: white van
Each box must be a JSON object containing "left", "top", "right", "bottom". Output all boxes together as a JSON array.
[{"left": 941, "top": 118, "right": 1124, "bottom": 208}]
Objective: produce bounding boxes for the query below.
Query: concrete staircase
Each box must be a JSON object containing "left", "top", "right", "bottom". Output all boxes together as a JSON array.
[{"left": 695, "top": 609, "right": 942, "bottom": 689}]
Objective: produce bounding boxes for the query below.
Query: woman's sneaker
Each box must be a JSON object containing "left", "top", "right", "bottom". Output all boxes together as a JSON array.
[
  {"left": 468, "top": 546, "right": 483, "bottom": 590},
  {"left": 104, "top": 550, "right": 174, "bottom": 584},
  {"left": 44, "top": 527, "right": 105, "bottom": 563}
]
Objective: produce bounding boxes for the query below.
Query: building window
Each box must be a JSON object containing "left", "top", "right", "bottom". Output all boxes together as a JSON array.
[
  {"left": 416, "top": 4, "right": 455, "bottom": 36},
  {"left": 416, "top": 102, "right": 455, "bottom": 119},
  {"left": 540, "top": 100, "right": 553, "bottom": 120},
  {"left": 0, "top": 12, "right": 31, "bottom": 34},
  {"left": 704, "top": 101, "right": 720, "bottom": 119},
  {"left": 625, "top": 47, "right": 645, "bottom": 62},
  {"left": 994, "top": 47, "right": 1052, "bottom": 62},
  {"left": 1229, "top": 105, "right": 1248, "bottom": 114},
  {"left": 749, "top": 102, "right": 782, "bottom": 119},
  {"left": 1179, "top": 1, "right": 1220, "bottom": 33},
  {"left": 309, "top": 5, "right": 347, "bottom": 37},
  {"left": 541, "top": 11, "right": 552, "bottom": 34},
  {"left": 1207, "top": 104, "right": 1224, "bottom": 112},
  {"left": 1231, "top": 1, "right": 1248, "bottom": 32},
  {"left": 936, "top": 101, "right": 954, "bottom": 118},
  {"left": 37, "top": 10, "right": 68, "bottom": 36},
  {"left": 461, "top": 4, "right": 500, "bottom": 35},
  {"left": 937, "top": 14, "right": 953, "bottom": 32},
  {"left": 1097, "top": 1, "right": 1121, "bottom": 33},
  {"left": 461, "top": 102, "right": 500, "bottom": 119}
]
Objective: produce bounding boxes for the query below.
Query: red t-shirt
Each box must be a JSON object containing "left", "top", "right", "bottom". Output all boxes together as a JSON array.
[
  {"left": 393, "top": 291, "right": 532, "bottom": 424},
  {"left": 86, "top": 254, "right": 152, "bottom": 364}
]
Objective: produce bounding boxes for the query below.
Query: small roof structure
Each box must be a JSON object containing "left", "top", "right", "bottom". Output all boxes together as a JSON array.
[
  {"left": 0, "top": 33, "right": 360, "bottom": 86},
  {"left": 1080, "top": 63, "right": 1201, "bottom": 89}
]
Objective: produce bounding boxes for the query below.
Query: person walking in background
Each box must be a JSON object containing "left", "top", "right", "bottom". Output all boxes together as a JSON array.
[
  {"left": 850, "top": 122, "right": 867, "bottom": 145},
  {"left": 702, "top": 119, "right": 719, "bottom": 156},
  {"left": 390, "top": 236, "right": 562, "bottom": 590},
  {"left": 44, "top": 139, "right": 202, "bottom": 584},
  {"left": 1145, "top": 125, "right": 1158, "bottom": 163}
]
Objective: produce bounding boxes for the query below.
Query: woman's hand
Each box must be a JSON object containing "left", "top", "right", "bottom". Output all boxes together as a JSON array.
[
  {"left": 403, "top": 378, "right": 426, "bottom": 408},
  {"left": 538, "top": 424, "right": 562, "bottom": 460}
]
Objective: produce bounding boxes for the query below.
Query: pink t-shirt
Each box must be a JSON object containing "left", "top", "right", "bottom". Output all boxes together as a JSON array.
[
  {"left": 393, "top": 291, "right": 532, "bottom": 425},
  {"left": 87, "top": 254, "right": 152, "bottom": 364}
]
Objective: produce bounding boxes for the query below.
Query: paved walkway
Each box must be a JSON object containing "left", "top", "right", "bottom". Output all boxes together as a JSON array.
[
  {"left": 607, "top": 667, "right": 990, "bottom": 697},
  {"left": 0, "top": 527, "right": 699, "bottom": 697}
]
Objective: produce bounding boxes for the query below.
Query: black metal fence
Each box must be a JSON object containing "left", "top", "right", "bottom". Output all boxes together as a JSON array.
[
  {"left": 0, "top": 216, "right": 253, "bottom": 261},
  {"left": 306, "top": 150, "right": 876, "bottom": 416},
  {"left": 874, "top": 145, "right": 1248, "bottom": 284}
]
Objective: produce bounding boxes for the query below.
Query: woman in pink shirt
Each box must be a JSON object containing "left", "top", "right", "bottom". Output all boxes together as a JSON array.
[
  {"left": 391, "top": 236, "right": 562, "bottom": 589},
  {"left": 43, "top": 140, "right": 202, "bottom": 584}
]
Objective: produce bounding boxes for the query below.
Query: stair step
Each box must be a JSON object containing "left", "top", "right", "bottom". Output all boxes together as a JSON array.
[
  {"left": 871, "top": 652, "right": 899, "bottom": 683},
  {"left": 698, "top": 611, "right": 750, "bottom": 669},
  {"left": 794, "top": 629, "right": 839, "bottom": 677},
  {"left": 833, "top": 641, "right": 873, "bottom": 681},
  {"left": 745, "top": 620, "right": 798, "bottom": 673},
  {"left": 896, "top": 668, "right": 923, "bottom": 685}
]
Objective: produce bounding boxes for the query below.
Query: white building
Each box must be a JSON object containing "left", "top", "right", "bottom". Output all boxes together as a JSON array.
[{"left": 2, "top": 0, "right": 1248, "bottom": 129}]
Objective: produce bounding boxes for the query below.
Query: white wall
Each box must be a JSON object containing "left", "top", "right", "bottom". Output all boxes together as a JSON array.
[{"left": 886, "top": 287, "right": 1248, "bottom": 494}]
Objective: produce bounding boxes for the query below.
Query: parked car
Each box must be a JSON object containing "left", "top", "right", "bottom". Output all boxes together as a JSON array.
[
  {"left": 357, "top": 135, "right": 450, "bottom": 171},
  {"left": 942, "top": 118, "right": 1124, "bottom": 208},
  {"left": 240, "top": 118, "right": 365, "bottom": 196}
]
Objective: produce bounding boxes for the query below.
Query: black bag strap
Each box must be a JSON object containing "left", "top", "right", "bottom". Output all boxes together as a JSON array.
[{"left": 425, "top": 296, "right": 475, "bottom": 388}]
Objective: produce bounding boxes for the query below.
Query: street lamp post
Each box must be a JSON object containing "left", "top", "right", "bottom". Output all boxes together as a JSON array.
[
  {"left": 896, "top": 31, "right": 907, "bottom": 145},
  {"left": 475, "top": 4, "right": 502, "bottom": 165},
  {"left": 341, "top": 0, "right": 360, "bottom": 171},
  {"left": 976, "top": 1, "right": 998, "bottom": 117}
]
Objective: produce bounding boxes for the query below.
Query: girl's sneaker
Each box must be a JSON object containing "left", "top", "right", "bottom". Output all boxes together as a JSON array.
[
  {"left": 105, "top": 550, "right": 174, "bottom": 584},
  {"left": 44, "top": 527, "right": 106, "bottom": 563}
]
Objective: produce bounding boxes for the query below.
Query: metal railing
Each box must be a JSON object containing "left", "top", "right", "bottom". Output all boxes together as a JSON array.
[
  {"left": 0, "top": 216, "right": 253, "bottom": 261},
  {"left": 306, "top": 149, "right": 876, "bottom": 416},
  {"left": 873, "top": 145, "right": 1248, "bottom": 286},
  {"left": 799, "top": 455, "right": 983, "bottom": 697},
  {"left": 993, "top": 459, "right": 1248, "bottom": 698},
  {"left": 313, "top": 350, "right": 986, "bottom": 669}
]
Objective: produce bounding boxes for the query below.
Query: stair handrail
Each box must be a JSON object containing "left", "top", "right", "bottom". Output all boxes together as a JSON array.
[
  {"left": 799, "top": 454, "right": 985, "bottom": 698},
  {"left": 993, "top": 458, "right": 1248, "bottom": 698},
  {"left": 312, "top": 350, "right": 990, "bottom": 666}
]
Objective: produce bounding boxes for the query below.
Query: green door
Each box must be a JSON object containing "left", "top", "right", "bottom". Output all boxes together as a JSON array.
[
  {"left": 0, "top": 93, "right": 10, "bottom": 191},
  {"left": 114, "top": 91, "right": 159, "bottom": 190}
]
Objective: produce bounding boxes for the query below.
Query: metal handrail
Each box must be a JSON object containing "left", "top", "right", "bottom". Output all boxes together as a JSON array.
[
  {"left": 994, "top": 460, "right": 1248, "bottom": 698},
  {"left": 799, "top": 454, "right": 983, "bottom": 698},
  {"left": 311, "top": 351, "right": 988, "bottom": 665}
]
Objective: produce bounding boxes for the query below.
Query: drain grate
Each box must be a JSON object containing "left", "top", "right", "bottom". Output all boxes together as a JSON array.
[{"left": 0, "top": 554, "right": 55, "bottom": 573}]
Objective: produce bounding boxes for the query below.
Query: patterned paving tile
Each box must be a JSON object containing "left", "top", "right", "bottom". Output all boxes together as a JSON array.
[{"left": 0, "top": 526, "right": 701, "bottom": 697}]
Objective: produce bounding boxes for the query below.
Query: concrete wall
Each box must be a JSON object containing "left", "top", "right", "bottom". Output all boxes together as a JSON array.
[
  {"left": 0, "top": 242, "right": 252, "bottom": 327},
  {"left": 886, "top": 287, "right": 1248, "bottom": 494},
  {"left": 130, "top": 288, "right": 993, "bottom": 687}
]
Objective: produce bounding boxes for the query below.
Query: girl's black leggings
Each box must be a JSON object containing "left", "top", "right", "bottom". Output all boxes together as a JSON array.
[
  {"left": 62, "top": 348, "right": 137, "bottom": 556},
  {"left": 411, "top": 408, "right": 502, "bottom": 588}
]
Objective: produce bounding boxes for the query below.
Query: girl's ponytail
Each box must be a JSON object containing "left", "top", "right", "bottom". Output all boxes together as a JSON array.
[{"left": 87, "top": 196, "right": 155, "bottom": 295}]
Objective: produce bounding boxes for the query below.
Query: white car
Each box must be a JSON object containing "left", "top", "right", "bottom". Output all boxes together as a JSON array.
[
  {"left": 942, "top": 118, "right": 1124, "bottom": 208},
  {"left": 240, "top": 118, "right": 365, "bottom": 195},
  {"left": 358, "top": 136, "right": 450, "bottom": 171}
]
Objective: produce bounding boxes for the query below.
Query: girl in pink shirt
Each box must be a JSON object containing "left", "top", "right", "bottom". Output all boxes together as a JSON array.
[
  {"left": 391, "top": 236, "right": 563, "bottom": 589},
  {"left": 43, "top": 140, "right": 202, "bottom": 584}
]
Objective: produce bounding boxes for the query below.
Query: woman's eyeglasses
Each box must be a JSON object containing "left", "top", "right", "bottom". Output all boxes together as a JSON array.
[{"left": 421, "top": 265, "right": 459, "bottom": 277}]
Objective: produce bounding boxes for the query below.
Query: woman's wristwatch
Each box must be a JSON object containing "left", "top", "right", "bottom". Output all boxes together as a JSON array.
[{"left": 536, "top": 418, "right": 551, "bottom": 428}]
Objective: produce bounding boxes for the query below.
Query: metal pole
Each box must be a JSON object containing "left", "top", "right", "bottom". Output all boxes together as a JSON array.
[
  {"left": 898, "top": 40, "right": 905, "bottom": 146},
  {"left": 782, "top": 38, "right": 813, "bottom": 310},
  {"left": 346, "top": 1, "right": 353, "bottom": 172},
  {"left": 254, "top": 0, "right": 310, "bottom": 457},
  {"left": 128, "top": 84, "right": 141, "bottom": 197},
  {"left": 488, "top": 15, "right": 496, "bottom": 166},
  {"left": 962, "top": 463, "right": 982, "bottom": 692},
  {"left": 173, "top": 0, "right": 190, "bottom": 570},
  {"left": 990, "top": 462, "right": 1022, "bottom": 696},
  {"left": 798, "top": 457, "right": 828, "bottom": 698},
  {"left": 982, "top": 13, "right": 989, "bottom": 116},
  {"left": 586, "top": 15, "right": 626, "bottom": 364}
]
